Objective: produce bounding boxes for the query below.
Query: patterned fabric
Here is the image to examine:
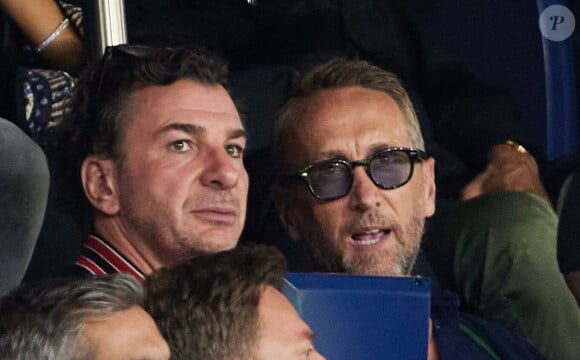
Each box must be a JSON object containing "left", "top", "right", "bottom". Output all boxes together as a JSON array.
[
  {"left": 19, "top": 67, "right": 75, "bottom": 146},
  {"left": 16, "top": 1, "right": 82, "bottom": 147},
  {"left": 75, "top": 235, "right": 146, "bottom": 283},
  {"left": 59, "top": 1, "right": 84, "bottom": 37}
]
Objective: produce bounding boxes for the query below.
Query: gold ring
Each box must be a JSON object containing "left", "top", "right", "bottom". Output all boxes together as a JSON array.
[{"left": 505, "top": 140, "right": 528, "bottom": 154}]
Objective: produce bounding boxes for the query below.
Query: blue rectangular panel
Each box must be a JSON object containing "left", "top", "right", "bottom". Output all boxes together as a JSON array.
[
  {"left": 537, "top": 1, "right": 579, "bottom": 159},
  {"left": 282, "top": 273, "right": 431, "bottom": 360}
]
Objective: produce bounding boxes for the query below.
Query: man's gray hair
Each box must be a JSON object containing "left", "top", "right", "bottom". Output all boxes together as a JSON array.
[
  {"left": 0, "top": 274, "right": 144, "bottom": 360},
  {"left": 273, "top": 58, "right": 424, "bottom": 173}
]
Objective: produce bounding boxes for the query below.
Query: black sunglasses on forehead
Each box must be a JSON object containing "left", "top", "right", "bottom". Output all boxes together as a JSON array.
[
  {"left": 280, "top": 147, "right": 428, "bottom": 201},
  {"left": 93, "top": 45, "right": 158, "bottom": 95},
  {"left": 86, "top": 45, "right": 157, "bottom": 134}
]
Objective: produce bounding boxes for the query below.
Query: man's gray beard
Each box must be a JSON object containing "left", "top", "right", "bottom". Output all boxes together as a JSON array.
[
  {"left": 343, "top": 215, "right": 424, "bottom": 276},
  {"left": 306, "top": 215, "right": 425, "bottom": 277}
]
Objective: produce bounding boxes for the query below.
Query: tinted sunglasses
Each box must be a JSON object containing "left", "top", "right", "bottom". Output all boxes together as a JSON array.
[{"left": 281, "top": 147, "right": 427, "bottom": 201}]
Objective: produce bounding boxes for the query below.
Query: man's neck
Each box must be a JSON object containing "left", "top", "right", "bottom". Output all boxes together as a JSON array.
[{"left": 93, "top": 217, "right": 158, "bottom": 275}]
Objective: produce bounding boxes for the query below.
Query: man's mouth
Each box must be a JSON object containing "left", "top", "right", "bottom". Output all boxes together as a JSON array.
[
  {"left": 350, "top": 228, "right": 391, "bottom": 246},
  {"left": 191, "top": 206, "right": 237, "bottom": 225}
]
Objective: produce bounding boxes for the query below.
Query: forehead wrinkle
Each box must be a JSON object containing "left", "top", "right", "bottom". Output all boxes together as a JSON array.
[
  {"left": 153, "top": 122, "right": 206, "bottom": 138},
  {"left": 354, "top": 142, "right": 405, "bottom": 160},
  {"left": 301, "top": 92, "right": 409, "bottom": 154}
]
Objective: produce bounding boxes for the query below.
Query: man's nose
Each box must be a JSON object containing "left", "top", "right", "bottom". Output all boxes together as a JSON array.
[
  {"left": 199, "top": 148, "right": 242, "bottom": 189},
  {"left": 348, "top": 166, "right": 381, "bottom": 211}
]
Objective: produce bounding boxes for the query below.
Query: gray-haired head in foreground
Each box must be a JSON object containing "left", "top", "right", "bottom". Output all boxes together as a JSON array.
[{"left": 0, "top": 274, "right": 143, "bottom": 360}]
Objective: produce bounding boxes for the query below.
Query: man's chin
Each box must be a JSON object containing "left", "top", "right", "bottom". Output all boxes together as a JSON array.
[
  {"left": 343, "top": 252, "right": 407, "bottom": 277},
  {"left": 201, "top": 238, "right": 238, "bottom": 254},
  {"left": 177, "top": 233, "right": 239, "bottom": 257},
  {"left": 197, "top": 225, "right": 242, "bottom": 243}
]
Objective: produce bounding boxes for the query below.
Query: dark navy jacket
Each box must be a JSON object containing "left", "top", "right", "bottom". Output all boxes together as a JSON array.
[{"left": 432, "top": 289, "right": 545, "bottom": 359}]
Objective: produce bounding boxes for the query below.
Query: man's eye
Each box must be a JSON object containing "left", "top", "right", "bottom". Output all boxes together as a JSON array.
[
  {"left": 326, "top": 163, "right": 343, "bottom": 173},
  {"left": 305, "top": 348, "right": 313, "bottom": 359},
  {"left": 314, "top": 162, "right": 346, "bottom": 177},
  {"left": 169, "top": 140, "right": 192, "bottom": 152},
  {"left": 226, "top": 144, "right": 244, "bottom": 158}
]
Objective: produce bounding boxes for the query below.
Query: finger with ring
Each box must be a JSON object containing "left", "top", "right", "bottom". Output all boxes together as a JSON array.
[{"left": 505, "top": 140, "right": 528, "bottom": 154}]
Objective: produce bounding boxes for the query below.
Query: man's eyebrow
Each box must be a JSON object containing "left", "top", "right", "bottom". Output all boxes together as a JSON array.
[
  {"left": 316, "top": 150, "right": 347, "bottom": 161},
  {"left": 228, "top": 128, "right": 247, "bottom": 141},
  {"left": 154, "top": 123, "right": 206, "bottom": 137},
  {"left": 315, "top": 143, "right": 399, "bottom": 162},
  {"left": 368, "top": 143, "right": 399, "bottom": 154},
  {"left": 154, "top": 123, "right": 246, "bottom": 142}
]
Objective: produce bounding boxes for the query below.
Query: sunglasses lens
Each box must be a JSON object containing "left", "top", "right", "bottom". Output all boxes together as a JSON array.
[
  {"left": 370, "top": 151, "right": 412, "bottom": 189},
  {"left": 308, "top": 162, "right": 352, "bottom": 200},
  {"left": 297, "top": 149, "right": 423, "bottom": 201}
]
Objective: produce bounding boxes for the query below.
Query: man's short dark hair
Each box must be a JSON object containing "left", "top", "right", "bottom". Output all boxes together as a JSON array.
[
  {"left": 0, "top": 274, "right": 144, "bottom": 359},
  {"left": 144, "top": 244, "right": 288, "bottom": 360},
  {"left": 49, "top": 45, "right": 229, "bottom": 229}
]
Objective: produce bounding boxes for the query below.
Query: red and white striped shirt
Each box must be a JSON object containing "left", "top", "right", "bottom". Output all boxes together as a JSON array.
[{"left": 74, "top": 235, "right": 146, "bottom": 282}]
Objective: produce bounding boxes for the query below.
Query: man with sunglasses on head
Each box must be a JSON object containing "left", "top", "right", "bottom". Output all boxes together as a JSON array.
[
  {"left": 270, "top": 58, "right": 575, "bottom": 359},
  {"left": 51, "top": 45, "right": 248, "bottom": 281}
]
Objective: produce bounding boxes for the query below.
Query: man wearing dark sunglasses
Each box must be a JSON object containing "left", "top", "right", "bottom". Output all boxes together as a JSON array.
[
  {"left": 271, "top": 58, "right": 574, "bottom": 359},
  {"left": 51, "top": 45, "right": 248, "bottom": 280},
  {"left": 274, "top": 87, "right": 435, "bottom": 278}
]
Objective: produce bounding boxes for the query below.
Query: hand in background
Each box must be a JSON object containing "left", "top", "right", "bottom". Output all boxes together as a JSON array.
[{"left": 461, "top": 142, "right": 551, "bottom": 205}]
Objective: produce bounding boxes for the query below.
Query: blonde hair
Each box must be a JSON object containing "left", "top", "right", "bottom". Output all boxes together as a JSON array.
[{"left": 272, "top": 58, "right": 424, "bottom": 172}]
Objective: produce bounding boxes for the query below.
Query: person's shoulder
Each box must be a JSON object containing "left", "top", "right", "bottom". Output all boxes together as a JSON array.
[
  {"left": 459, "top": 313, "right": 545, "bottom": 359},
  {"left": 430, "top": 289, "right": 544, "bottom": 359}
]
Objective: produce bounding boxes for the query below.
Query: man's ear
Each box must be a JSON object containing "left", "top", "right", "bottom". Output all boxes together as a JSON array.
[
  {"left": 422, "top": 157, "right": 436, "bottom": 218},
  {"left": 272, "top": 184, "right": 302, "bottom": 241},
  {"left": 81, "top": 155, "right": 120, "bottom": 216}
]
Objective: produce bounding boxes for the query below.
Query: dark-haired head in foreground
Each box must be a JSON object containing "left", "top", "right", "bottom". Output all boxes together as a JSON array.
[{"left": 145, "top": 244, "right": 325, "bottom": 360}]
